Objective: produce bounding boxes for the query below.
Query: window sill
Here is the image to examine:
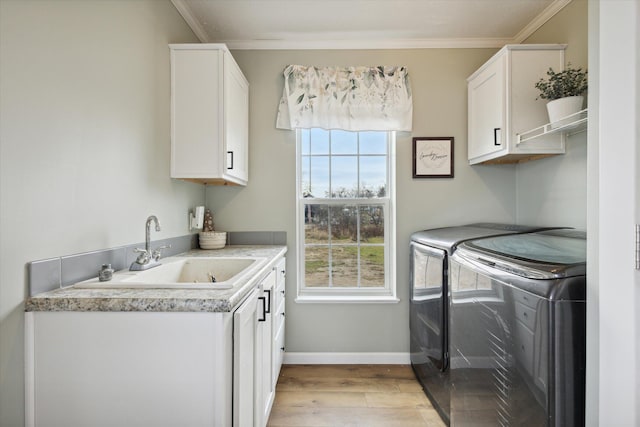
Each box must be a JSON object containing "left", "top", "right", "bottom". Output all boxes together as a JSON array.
[{"left": 295, "top": 295, "right": 400, "bottom": 304}]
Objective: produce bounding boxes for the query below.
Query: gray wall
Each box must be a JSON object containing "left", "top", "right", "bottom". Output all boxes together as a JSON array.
[
  {"left": 0, "top": 1, "right": 202, "bottom": 425},
  {"left": 517, "top": 0, "right": 588, "bottom": 229},
  {"left": 207, "top": 49, "right": 518, "bottom": 353}
]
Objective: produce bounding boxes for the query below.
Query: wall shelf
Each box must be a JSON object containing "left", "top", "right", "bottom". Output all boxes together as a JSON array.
[{"left": 517, "top": 108, "right": 588, "bottom": 144}]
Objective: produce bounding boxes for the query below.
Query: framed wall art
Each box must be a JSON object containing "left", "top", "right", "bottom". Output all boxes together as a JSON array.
[{"left": 412, "top": 137, "right": 454, "bottom": 178}]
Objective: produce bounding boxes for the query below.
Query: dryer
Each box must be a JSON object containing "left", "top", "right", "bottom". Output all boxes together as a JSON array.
[
  {"left": 409, "top": 223, "right": 559, "bottom": 425},
  {"left": 449, "top": 229, "right": 586, "bottom": 426}
]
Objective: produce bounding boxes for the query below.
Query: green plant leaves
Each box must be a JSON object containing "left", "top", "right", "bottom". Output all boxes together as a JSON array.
[{"left": 535, "top": 63, "right": 588, "bottom": 100}]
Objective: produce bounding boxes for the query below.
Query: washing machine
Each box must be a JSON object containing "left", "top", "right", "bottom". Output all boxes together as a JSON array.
[
  {"left": 449, "top": 229, "right": 586, "bottom": 426},
  {"left": 409, "top": 223, "right": 562, "bottom": 425}
]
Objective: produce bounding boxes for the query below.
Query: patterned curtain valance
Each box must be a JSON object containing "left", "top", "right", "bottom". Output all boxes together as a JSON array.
[{"left": 276, "top": 65, "right": 413, "bottom": 132}]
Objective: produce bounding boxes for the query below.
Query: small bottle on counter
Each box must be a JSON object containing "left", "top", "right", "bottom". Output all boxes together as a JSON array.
[{"left": 99, "top": 264, "right": 114, "bottom": 282}]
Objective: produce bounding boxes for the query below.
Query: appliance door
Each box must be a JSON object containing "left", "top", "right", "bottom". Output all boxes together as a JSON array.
[
  {"left": 449, "top": 254, "right": 548, "bottom": 426},
  {"left": 410, "top": 242, "right": 447, "bottom": 371}
]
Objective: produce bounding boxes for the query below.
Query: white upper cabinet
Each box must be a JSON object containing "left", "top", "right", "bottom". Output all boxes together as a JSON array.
[
  {"left": 170, "top": 44, "right": 249, "bottom": 185},
  {"left": 467, "top": 44, "right": 567, "bottom": 165}
]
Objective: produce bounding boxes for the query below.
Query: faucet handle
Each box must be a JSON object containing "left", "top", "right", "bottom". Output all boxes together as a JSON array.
[
  {"left": 152, "top": 244, "right": 171, "bottom": 261},
  {"left": 133, "top": 248, "right": 150, "bottom": 264}
]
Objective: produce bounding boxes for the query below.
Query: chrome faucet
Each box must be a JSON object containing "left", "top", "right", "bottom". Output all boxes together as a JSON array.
[{"left": 130, "top": 215, "right": 171, "bottom": 271}]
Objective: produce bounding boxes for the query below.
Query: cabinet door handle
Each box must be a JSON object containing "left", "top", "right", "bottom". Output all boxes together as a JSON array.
[
  {"left": 264, "top": 289, "right": 271, "bottom": 314},
  {"left": 227, "top": 151, "right": 234, "bottom": 170},
  {"left": 493, "top": 128, "right": 501, "bottom": 146},
  {"left": 258, "top": 296, "right": 266, "bottom": 322}
]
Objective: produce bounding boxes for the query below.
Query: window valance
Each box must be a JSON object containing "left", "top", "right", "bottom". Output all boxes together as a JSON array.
[{"left": 276, "top": 65, "right": 413, "bottom": 132}]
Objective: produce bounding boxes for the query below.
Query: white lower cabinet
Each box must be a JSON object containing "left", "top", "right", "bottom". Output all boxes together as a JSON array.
[
  {"left": 273, "top": 259, "right": 286, "bottom": 382},
  {"left": 255, "top": 270, "right": 276, "bottom": 427},
  {"left": 25, "top": 258, "right": 286, "bottom": 427},
  {"left": 234, "top": 288, "right": 259, "bottom": 427}
]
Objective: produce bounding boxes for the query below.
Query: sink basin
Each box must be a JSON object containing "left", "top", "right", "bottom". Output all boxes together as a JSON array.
[{"left": 73, "top": 257, "right": 265, "bottom": 289}]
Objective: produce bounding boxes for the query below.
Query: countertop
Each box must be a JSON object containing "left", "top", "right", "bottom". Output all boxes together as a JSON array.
[{"left": 25, "top": 245, "right": 287, "bottom": 313}]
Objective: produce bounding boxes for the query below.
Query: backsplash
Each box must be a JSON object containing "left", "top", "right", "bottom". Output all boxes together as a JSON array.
[{"left": 28, "top": 231, "right": 287, "bottom": 296}]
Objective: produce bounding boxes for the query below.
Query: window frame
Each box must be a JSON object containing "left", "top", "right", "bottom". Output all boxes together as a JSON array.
[{"left": 295, "top": 129, "right": 398, "bottom": 303}]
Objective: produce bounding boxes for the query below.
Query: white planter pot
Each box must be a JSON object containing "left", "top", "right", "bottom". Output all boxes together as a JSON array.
[{"left": 546, "top": 96, "right": 584, "bottom": 124}]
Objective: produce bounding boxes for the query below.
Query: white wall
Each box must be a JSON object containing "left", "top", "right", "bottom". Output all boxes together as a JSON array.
[
  {"left": 517, "top": 0, "right": 588, "bottom": 230},
  {"left": 0, "top": 1, "right": 202, "bottom": 425},
  {"left": 516, "top": 132, "right": 587, "bottom": 229},
  {"left": 206, "top": 48, "right": 518, "bottom": 354}
]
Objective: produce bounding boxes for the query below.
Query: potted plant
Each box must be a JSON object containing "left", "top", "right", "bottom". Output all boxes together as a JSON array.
[{"left": 535, "top": 63, "right": 588, "bottom": 123}]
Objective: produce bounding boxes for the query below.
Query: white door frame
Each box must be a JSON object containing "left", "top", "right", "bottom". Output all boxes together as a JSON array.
[{"left": 587, "top": 1, "right": 639, "bottom": 425}]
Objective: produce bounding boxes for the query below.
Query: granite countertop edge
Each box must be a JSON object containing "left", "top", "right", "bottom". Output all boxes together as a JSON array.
[{"left": 25, "top": 245, "right": 287, "bottom": 313}]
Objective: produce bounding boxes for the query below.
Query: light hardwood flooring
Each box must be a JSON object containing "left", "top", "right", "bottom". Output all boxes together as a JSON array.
[{"left": 267, "top": 365, "right": 447, "bottom": 426}]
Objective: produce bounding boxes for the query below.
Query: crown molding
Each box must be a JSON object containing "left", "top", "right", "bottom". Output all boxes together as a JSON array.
[
  {"left": 171, "top": 0, "right": 208, "bottom": 42},
  {"left": 221, "top": 37, "right": 514, "bottom": 50},
  {"left": 512, "top": 0, "right": 573, "bottom": 43}
]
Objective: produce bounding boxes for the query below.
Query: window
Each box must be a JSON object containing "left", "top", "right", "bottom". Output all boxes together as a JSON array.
[{"left": 296, "top": 128, "right": 396, "bottom": 302}]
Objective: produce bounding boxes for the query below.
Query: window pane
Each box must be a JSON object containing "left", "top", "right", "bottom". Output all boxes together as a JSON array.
[
  {"left": 309, "top": 156, "right": 329, "bottom": 198},
  {"left": 298, "top": 129, "right": 391, "bottom": 294},
  {"left": 300, "top": 156, "right": 310, "bottom": 196},
  {"left": 359, "top": 156, "right": 386, "bottom": 197},
  {"left": 301, "top": 129, "right": 311, "bottom": 155},
  {"left": 360, "top": 246, "right": 385, "bottom": 287},
  {"left": 331, "top": 245, "right": 358, "bottom": 287},
  {"left": 359, "top": 131, "right": 387, "bottom": 154},
  {"left": 331, "top": 130, "right": 358, "bottom": 154},
  {"left": 330, "top": 205, "right": 357, "bottom": 243},
  {"left": 304, "top": 204, "right": 328, "bottom": 243},
  {"left": 310, "top": 128, "right": 329, "bottom": 154},
  {"left": 331, "top": 156, "right": 357, "bottom": 198},
  {"left": 305, "top": 246, "right": 329, "bottom": 287},
  {"left": 359, "top": 205, "right": 384, "bottom": 243}
]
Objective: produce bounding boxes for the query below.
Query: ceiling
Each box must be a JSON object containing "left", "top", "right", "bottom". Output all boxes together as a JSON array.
[{"left": 171, "top": 0, "right": 572, "bottom": 49}]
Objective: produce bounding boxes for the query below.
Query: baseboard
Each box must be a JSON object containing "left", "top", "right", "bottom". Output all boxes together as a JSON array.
[{"left": 283, "top": 352, "right": 411, "bottom": 365}]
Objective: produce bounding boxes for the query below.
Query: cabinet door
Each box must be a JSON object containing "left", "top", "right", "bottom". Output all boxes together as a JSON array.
[
  {"left": 256, "top": 270, "right": 276, "bottom": 427},
  {"left": 171, "top": 49, "right": 223, "bottom": 179},
  {"left": 273, "top": 259, "right": 286, "bottom": 383},
  {"left": 224, "top": 52, "right": 249, "bottom": 183},
  {"left": 468, "top": 55, "right": 505, "bottom": 162},
  {"left": 234, "top": 288, "right": 258, "bottom": 427}
]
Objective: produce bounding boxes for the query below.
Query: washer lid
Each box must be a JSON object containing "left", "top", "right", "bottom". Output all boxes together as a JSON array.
[
  {"left": 410, "top": 223, "right": 557, "bottom": 252},
  {"left": 462, "top": 230, "right": 586, "bottom": 278}
]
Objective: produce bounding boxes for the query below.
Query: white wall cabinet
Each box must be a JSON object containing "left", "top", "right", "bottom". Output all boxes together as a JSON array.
[
  {"left": 25, "top": 257, "right": 286, "bottom": 427},
  {"left": 467, "top": 44, "right": 567, "bottom": 165},
  {"left": 170, "top": 44, "right": 249, "bottom": 185}
]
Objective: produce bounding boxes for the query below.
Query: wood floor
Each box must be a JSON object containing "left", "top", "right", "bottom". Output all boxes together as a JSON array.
[{"left": 267, "top": 365, "right": 446, "bottom": 426}]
